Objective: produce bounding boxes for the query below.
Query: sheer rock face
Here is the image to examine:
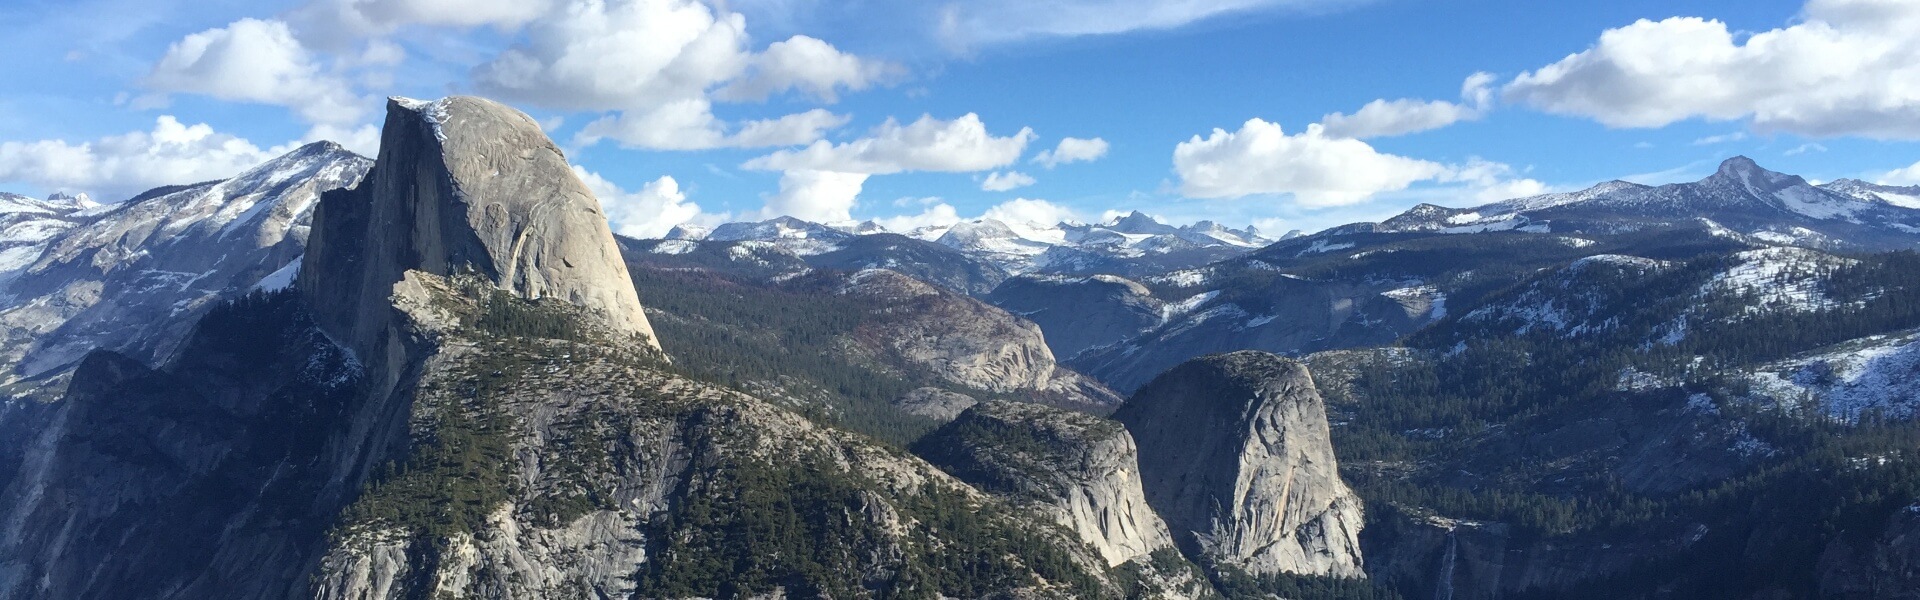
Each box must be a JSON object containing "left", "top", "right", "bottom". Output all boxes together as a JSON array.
[
  {"left": 1115, "top": 350, "right": 1366, "bottom": 578},
  {"left": 840, "top": 269, "right": 1059, "bottom": 392},
  {"left": 917, "top": 400, "right": 1176, "bottom": 568},
  {"left": 299, "top": 96, "right": 659, "bottom": 363}
]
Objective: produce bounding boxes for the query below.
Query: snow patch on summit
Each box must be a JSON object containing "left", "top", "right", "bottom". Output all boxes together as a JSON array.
[{"left": 391, "top": 96, "right": 452, "bottom": 142}]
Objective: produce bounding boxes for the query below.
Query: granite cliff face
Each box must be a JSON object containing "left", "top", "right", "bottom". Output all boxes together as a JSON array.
[
  {"left": 1115, "top": 351, "right": 1366, "bottom": 578},
  {"left": 918, "top": 400, "right": 1177, "bottom": 567},
  {"left": 307, "top": 276, "right": 1114, "bottom": 599},
  {"left": 985, "top": 274, "right": 1166, "bottom": 361},
  {"left": 831, "top": 268, "right": 1123, "bottom": 410},
  {"left": 299, "top": 96, "right": 658, "bottom": 363}
]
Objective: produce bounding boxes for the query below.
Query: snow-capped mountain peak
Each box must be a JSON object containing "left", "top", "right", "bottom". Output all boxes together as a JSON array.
[
  {"left": 1703, "top": 155, "right": 1823, "bottom": 202},
  {"left": 1713, "top": 155, "right": 1793, "bottom": 185},
  {"left": 709, "top": 216, "right": 851, "bottom": 242},
  {"left": 830, "top": 220, "right": 887, "bottom": 236},
  {"left": 43, "top": 192, "right": 97, "bottom": 210},
  {"left": 937, "top": 218, "right": 1055, "bottom": 257},
  {"left": 1107, "top": 211, "right": 1180, "bottom": 236},
  {"left": 660, "top": 210, "right": 1278, "bottom": 277},
  {"left": 663, "top": 223, "right": 712, "bottom": 240}
]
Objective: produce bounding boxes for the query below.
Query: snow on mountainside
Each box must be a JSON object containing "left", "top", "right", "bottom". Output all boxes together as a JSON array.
[
  {"left": 1460, "top": 254, "right": 1673, "bottom": 338},
  {"left": 0, "top": 141, "right": 371, "bottom": 390},
  {"left": 660, "top": 210, "right": 1276, "bottom": 278},
  {"left": 0, "top": 193, "right": 95, "bottom": 281},
  {"left": 1823, "top": 179, "right": 1920, "bottom": 210},
  {"left": 705, "top": 216, "right": 852, "bottom": 256},
  {"left": 1702, "top": 247, "right": 1857, "bottom": 315},
  {"left": 1744, "top": 329, "right": 1920, "bottom": 422},
  {"left": 1445, "top": 245, "right": 1861, "bottom": 346}
]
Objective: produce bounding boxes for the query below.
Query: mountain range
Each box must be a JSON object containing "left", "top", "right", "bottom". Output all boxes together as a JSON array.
[{"left": 2, "top": 97, "right": 1920, "bottom": 599}]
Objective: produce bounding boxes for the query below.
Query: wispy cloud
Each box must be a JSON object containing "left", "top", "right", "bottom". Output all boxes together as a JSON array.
[
  {"left": 1691, "top": 131, "right": 1748, "bottom": 146},
  {"left": 936, "top": 0, "right": 1369, "bottom": 50}
]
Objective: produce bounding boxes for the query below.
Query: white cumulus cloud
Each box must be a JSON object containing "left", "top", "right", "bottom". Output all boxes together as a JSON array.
[
  {"left": 1883, "top": 160, "right": 1920, "bottom": 186},
  {"left": 981, "top": 171, "right": 1036, "bottom": 192},
  {"left": 471, "top": 0, "right": 751, "bottom": 112},
  {"left": 1318, "top": 72, "right": 1495, "bottom": 139},
  {"left": 144, "top": 18, "right": 368, "bottom": 126},
  {"left": 873, "top": 202, "right": 963, "bottom": 232},
  {"left": 984, "top": 198, "right": 1080, "bottom": 227},
  {"left": 758, "top": 170, "right": 871, "bottom": 223},
  {"left": 575, "top": 99, "right": 848, "bottom": 150},
  {"left": 293, "top": 0, "right": 555, "bottom": 43},
  {"left": 1173, "top": 119, "right": 1448, "bottom": 206},
  {"left": 744, "top": 113, "right": 1035, "bottom": 174},
  {"left": 717, "top": 35, "right": 898, "bottom": 102},
  {"left": 0, "top": 116, "right": 288, "bottom": 201},
  {"left": 469, "top": 0, "right": 891, "bottom": 150},
  {"left": 572, "top": 167, "right": 713, "bottom": 238},
  {"left": 141, "top": 0, "right": 897, "bottom": 153},
  {"left": 1503, "top": 0, "right": 1920, "bottom": 139},
  {"left": 1442, "top": 158, "right": 1550, "bottom": 203},
  {"left": 1031, "top": 137, "right": 1109, "bottom": 168}
]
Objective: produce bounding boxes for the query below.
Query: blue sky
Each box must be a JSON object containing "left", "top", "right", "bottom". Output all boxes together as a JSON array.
[{"left": 3, "top": 0, "right": 1919, "bottom": 236}]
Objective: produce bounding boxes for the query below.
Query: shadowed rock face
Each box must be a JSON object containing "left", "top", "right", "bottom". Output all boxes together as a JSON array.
[
  {"left": 985, "top": 274, "right": 1165, "bottom": 361},
  {"left": 832, "top": 269, "right": 1123, "bottom": 410},
  {"left": 1115, "top": 350, "right": 1366, "bottom": 578},
  {"left": 300, "top": 96, "right": 659, "bottom": 363}
]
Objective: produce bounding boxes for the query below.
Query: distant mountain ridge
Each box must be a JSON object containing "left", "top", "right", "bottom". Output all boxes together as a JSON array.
[
  {"left": 0, "top": 141, "right": 371, "bottom": 391},
  {"left": 662, "top": 209, "right": 1282, "bottom": 279},
  {"left": 1339, "top": 156, "right": 1920, "bottom": 250}
]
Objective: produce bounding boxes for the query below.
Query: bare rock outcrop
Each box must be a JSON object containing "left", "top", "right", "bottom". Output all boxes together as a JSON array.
[
  {"left": 1115, "top": 350, "right": 1366, "bottom": 578},
  {"left": 299, "top": 96, "right": 659, "bottom": 363},
  {"left": 834, "top": 268, "right": 1121, "bottom": 409},
  {"left": 916, "top": 400, "right": 1177, "bottom": 567},
  {"left": 891, "top": 387, "right": 978, "bottom": 422}
]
